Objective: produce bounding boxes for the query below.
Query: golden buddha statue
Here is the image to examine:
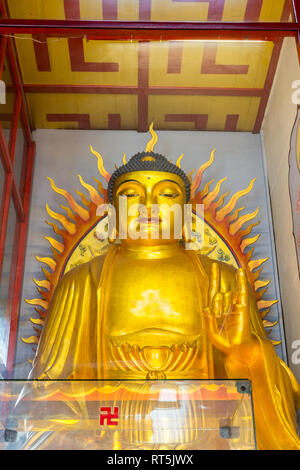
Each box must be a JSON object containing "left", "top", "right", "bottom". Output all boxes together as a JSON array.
[{"left": 29, "top": 134, "right": 300, "bottom": 450}]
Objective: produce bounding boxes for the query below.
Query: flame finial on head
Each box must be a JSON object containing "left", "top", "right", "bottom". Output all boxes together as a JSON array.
[
  {"left": 145, "top": 122, "right": 158, "bottom": 153},
  {"left": 176, "top": 154, "right": 183, "bottom": 168}
]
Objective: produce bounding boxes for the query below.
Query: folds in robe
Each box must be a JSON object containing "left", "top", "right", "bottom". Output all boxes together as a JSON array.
[{"left": 29, "top": 247, "right": 300, "bottom": 449}]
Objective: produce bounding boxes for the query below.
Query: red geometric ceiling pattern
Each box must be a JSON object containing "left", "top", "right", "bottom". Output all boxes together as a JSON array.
[{"left": 3, "top": 0, "right": 293, "bottom": 132}]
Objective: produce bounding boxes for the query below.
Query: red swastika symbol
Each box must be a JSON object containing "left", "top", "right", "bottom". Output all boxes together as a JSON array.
[{"left": 99, "top": 406, "right": 119, "bottom": 426}]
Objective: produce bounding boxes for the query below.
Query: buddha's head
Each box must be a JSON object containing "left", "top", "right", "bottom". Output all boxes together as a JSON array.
[{"left": 107, "top": 151, "right": 191, "bottom": 246}]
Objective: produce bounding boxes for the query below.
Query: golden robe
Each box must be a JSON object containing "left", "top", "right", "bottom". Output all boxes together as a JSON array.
[{"left": 30, "top": 246, "right": 300, "bottom": 450}]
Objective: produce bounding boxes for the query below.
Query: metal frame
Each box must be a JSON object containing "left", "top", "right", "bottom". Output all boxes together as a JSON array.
[
  {"left": 0, "top": 0, "right": 300, "bottom": 377},
  {"left": 0, "top": 31, "right": 34, "bottom": 377},
  {"left": 0, "top": 19, "right": 297, "bottom": 41}
]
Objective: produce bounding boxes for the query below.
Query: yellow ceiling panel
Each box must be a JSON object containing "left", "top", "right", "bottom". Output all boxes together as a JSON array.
[
  {"left": 80, "top": 0, "right": 139, "bottom": 21},
  {"left": 7, "top": 0, "right": 66, "bottom": 20},
  {"left": 7, "top": 0, "right": 139, "bottom": 20},
  {"left": 7, "top": 0, "right": 290, "bottom": 22},
  {"left": 260, "top": 0, "right": 289, "bottom": 22},
  {"left": 150, "top": 0, "right": 287, "bottom": 22},
  {"left": 148, "top": 95, "right": 260, "bottom": 131},
  {"left": 149, "top": 41, "right": 273, "bottom": 89},
  {"left": 14, "top": 38, "right": 139, "bottom": 86},
  {"left": 27, "top": 94, "right": 138, "bottom": 129},
  {"left": 150, "top": 0, "right": 211, "bottom": 22},
  {"left": 222, "top": 0, "right": 248, "bottom": 21}
]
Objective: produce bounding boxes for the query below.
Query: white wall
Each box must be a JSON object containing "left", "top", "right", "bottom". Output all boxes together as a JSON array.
[
  {"left": 13, "top": 129, "right": 285, "bottom": 378},
  {"left": 262, "top": 37, "right": 300, "bottom": 382}
]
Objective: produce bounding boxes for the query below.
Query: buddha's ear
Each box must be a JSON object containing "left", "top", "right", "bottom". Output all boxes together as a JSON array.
[
  {"left": 108, "top": 221, "right": 117, "bottom": 244},
  {"left": 182, "top": 225, "right": 191, "bottom": 243},
  {"left": 107, "top": 204, "right": 118, "bottom": 243},
  {"left": 182, "top": 211, "right": 192, "bottom": 244}
]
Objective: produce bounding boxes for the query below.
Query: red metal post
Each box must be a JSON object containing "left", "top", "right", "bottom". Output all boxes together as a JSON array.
[
  {"left": 8, "top": 91, "right": 21, "bottom": 161},
  {"left": 0, "top": 32, "right": 32, "bottom": 374},
  {"left": 6, "top": 141, "right": 35, "bottom": 375},
  {"left": 0, "top": 172, "right": 12, "bottom": 282},
  {"left": 0, "top": 35, "right": 7, "bottom": 75}
]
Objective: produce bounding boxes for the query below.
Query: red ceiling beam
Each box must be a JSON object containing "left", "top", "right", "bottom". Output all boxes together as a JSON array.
[{"left": 0, "top": 19, "right": 297, "bottom": 41}]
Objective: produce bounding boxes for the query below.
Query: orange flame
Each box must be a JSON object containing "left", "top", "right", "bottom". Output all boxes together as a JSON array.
[
  {"left": 216, "top": 178, "right": 256, "bottom": 222},
  {"left": 90, "top": 146, "right": 111, "bottom": 182},
  {"left": 191, "top": 148, "right": 215, "bottom": 197},
  {"left": 202, "top": 177, "right": 227, "bottom": 208},
  {"left": 78, "top": 175, "right": 104, "bottom": 206},
  {"left": 46, "top": 204, "right": 76, "bottom": 235},
  {"left": 47, "top": 177, "right": 89, "bottom": 221}
]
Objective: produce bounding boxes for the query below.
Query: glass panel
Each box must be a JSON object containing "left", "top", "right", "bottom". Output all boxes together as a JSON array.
[
  {"left": 0, "top": 197, "right": 17, "bottom": 372},
  {"left": 0, "top": 57, "right": 15, "bottom": 149},
  {"left": 6, "top": 0, "right": 294, "bottom": 22},
  {"left": 12, "top": 117, "right": 26, "bottom": 192},
  {"left": 0, "top": 380, "right": 256, "bottom": 450}
]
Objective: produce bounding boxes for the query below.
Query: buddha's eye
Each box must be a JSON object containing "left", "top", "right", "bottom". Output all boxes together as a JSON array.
[
  {"left": 158, "top": 192, "right": 179, "bottom": 198},
  {"left": 119, "top": 190, "right": 140, "bottom": 198}
]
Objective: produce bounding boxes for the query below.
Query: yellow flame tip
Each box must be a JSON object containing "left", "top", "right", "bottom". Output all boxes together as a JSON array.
[
  {"left": 176, "top": 154, "right": 184, "bottom": 168},
  {"left": 145, "top": 122, "right": 158, "bottom": 153}
]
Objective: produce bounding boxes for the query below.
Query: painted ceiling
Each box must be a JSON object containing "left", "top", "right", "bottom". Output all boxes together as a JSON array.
[{"left": 2, "top": 0, "right": 293, "bottom": 132}]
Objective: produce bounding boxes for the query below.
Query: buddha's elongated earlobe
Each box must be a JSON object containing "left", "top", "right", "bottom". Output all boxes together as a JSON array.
[
  {"left": 108, "top": 206, "right": 118, "bottom": 243},
  {"left": 108, "top": 228, "right": 117, "bottom": 244},
  {"left": 182, "top": 222, "right": 192, "bottom": 243},
  {"left": 182, "top": 203, "right": 193, "bottom": 243},
  {"left": 108, "top": 235, "right": 117, "bottom": 244}
]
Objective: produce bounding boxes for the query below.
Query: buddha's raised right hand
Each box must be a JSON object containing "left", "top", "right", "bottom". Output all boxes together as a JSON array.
[{"left": 203, "top": 263, "right": 260, "bottom": 366}]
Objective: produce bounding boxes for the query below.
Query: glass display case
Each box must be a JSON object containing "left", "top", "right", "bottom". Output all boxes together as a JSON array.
[{"left": 0, "top": 380, "right": 256, "bottom": 450}]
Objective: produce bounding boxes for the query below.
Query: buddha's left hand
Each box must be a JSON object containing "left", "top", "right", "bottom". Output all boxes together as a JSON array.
[{"left": 204, "top": 263, "right": 260, "bottom": 365}]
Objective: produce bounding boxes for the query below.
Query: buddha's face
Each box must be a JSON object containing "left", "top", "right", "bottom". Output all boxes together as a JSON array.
[{"left": 113, "top": 171, "right": 187, "bottom": 245}]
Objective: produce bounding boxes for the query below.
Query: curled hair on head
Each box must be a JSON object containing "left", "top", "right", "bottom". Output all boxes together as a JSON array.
[{"left": 107, "top": 151, "right": 191, "bottom": 202}]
